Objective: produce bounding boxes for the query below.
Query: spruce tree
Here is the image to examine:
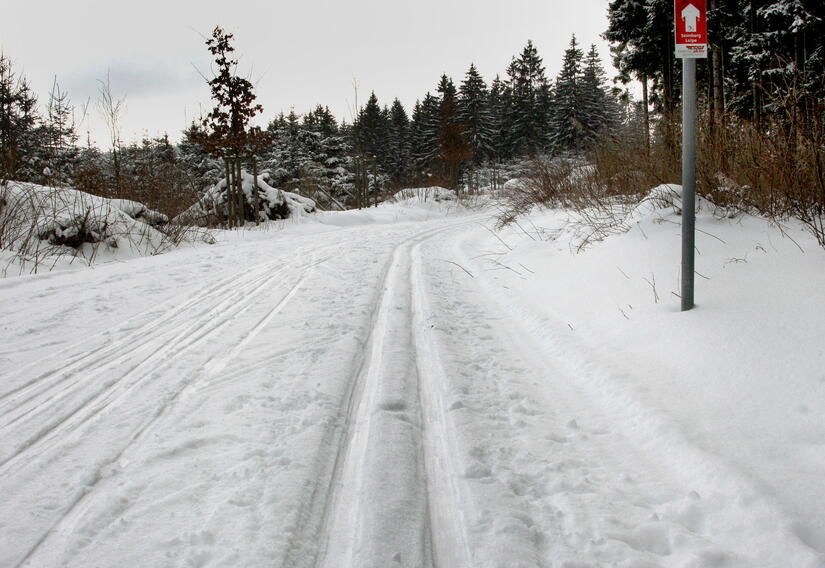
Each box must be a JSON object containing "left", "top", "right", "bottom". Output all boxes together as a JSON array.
[
  {"left": 549, "top": 35, "right": 585, "bottom": 152},
  {"left": 178, "top": 121, "right": 222, "bottom": 192},
  {"left": 605, "top": 0, "right": 679, "bottom": 156},
  {"left": 386, "top": 99, "right": 411, "bottom": 185},
  {"left": 458, "top": 64, "right": 494, "bottom": 164},
  {"left": 0, "top": 55, "right": 40, "bottom": 182},
  {"left": 487, "top": 75, "right": 511, "bottom": 162},
  {"left": 354, "top": 92, "right": 388, "bottom": 164},
  {"left": 410, "top": 93, "right": 441, "bottom": 178},
  {"left": 579, "top": 45, "right": 619, "bottom": 147},
  {"left": 506, "top": 40, "right": 552, "bottom": 155},
  {"left": 38, "top": 80, "right": 80, "bottom": 186},
  {"left": 436, "top": 75, "right": 472, "bottom": 188}
]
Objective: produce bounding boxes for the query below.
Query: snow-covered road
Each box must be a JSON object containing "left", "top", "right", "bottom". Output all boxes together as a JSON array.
[{"left": 1, "top": 204, "right": 823, "bottom": 567}]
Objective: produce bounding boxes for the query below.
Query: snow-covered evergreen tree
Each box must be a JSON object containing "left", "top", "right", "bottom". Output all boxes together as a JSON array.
[
  {"left": 0, "top": 55, "right": 40, "bottom": 182},
  {"left": 353, "top": 92, "right": 389, "bottom": 163},
  {"left": 549, "top": 35, "right": 585, "bottom": 152},
  {"left": 458, "top": 64, "right": 494, "bottom": 165},
  {"left": 386, "top": 99, "right": 411, "bottom": 185},
  {"left": 487, "top": 75, "right": 510, "bottom": 163},
  {"left": 578, "top": 45, "right": 621, "bottom": 147},
  {"left": 178, "top": 122, "right": 222, "bottom": 193},
  {"left": 436, "top": 74, "right": 472, "bottom": 187},
  {"left": 506, "top": 40, "right": 552, "bottom": 156},
  {"left": 409, "top": 93, "right": 441, "bottom": 179},
  {"left": 36, "top": 80, "right": 80, "bottom": 187}
]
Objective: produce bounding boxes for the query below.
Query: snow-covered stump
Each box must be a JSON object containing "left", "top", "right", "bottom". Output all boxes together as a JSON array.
[{"left": 175, "top": 169, "right": 316, "bottom": 228}]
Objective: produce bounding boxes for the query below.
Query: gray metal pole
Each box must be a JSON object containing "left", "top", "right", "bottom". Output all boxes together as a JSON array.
[{"left": 681, "top": 58, "right": 697, "bottom": 311}]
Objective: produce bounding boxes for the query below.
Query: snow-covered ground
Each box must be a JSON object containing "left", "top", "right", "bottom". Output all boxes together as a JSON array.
[{"left": 0, "top": 190, "right": 823, "bottom": 567}]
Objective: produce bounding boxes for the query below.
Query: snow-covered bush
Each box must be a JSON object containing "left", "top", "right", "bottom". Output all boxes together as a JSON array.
[
  {"left": 0, "top": 181, "right": 210, "bottom": 274},
  {"left": 175, "top": 169, "right": 316, "bottom": 227},
  {"left": 390, "top": 187, "right": 456, "bottom": 203}
]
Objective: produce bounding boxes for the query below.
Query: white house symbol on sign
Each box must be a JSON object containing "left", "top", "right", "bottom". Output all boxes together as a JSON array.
[{"left": 682, "top": 3, "right": 701, "bottom": 32}]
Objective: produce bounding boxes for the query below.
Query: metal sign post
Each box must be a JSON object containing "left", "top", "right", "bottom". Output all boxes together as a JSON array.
[{"left": 675, "top": 0, "right": 707, "bottom": 311}]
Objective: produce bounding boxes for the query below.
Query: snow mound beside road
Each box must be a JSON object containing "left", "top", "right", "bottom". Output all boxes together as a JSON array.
[
  {"left": 465, "top": 183, "right": 825, "bottom": 565},
  {"left": 0, "top": 181, "right": 180, "bottom": 273},
  {"left": 175, "top": 169, "right": 316, "bottom": 226}
]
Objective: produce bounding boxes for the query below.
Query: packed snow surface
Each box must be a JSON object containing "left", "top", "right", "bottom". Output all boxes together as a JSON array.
[{"left": 0, "top": 189, "right": 823, "bottom": 567}]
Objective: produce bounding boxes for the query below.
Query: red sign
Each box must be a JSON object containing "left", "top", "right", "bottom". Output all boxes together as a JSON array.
[{"left": 675, "top": 0, "right": 707, "bottom": 58}]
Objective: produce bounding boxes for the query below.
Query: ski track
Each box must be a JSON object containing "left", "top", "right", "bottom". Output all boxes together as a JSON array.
[
  {"left": 3, "top": 213, "right": 821, "bottom": 567},
  {"left": 0, "top": 256, "right": 308, "bottom": 474},
  {"left": 0, "top": 259, "right": 279, "bottom": 425},
  {"left": 15, "top": 260, "right": 322, "bottom": 568},
  {"left": 280, "top": 222, "right": 471, "bottom": 568},
  {"left": 313, "top": 221, "right": 485, "bottom": 568},
  {"left": 0, "top": 244, "right": 335, "bottom": 567}
]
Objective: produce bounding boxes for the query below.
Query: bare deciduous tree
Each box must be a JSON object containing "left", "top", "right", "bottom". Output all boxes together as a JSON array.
[{"left": 97, "top": 72, "right": 125, "bottom": 196}]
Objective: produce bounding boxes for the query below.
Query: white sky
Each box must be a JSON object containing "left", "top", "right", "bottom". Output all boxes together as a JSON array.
[{"left": 2, "top": 0, "right": 622, "bottom": 147}]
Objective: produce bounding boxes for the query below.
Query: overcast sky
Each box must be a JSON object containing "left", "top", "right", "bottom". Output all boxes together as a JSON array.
[{"left": 2, "top": 0, "right": 620, "bottom": 147}]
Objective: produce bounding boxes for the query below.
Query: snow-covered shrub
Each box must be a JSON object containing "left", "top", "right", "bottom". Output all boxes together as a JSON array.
[
  {"left": 496, "top": 157, "right": 588, "bottom": 226},
  {"left": 695, "top": 117, "right": 825, "bottom": 247},
  {"left": 109, "top": 199, "right": 170, "bottom": 227},
  {"left": 175, "top": 169, "right": 316, "bottom": 227},
  {"left": 0, "top": 181, "right": 209, "bottom": 274},
  {"left": 390, "top": 187, "right": 456, "bottom": 203}
]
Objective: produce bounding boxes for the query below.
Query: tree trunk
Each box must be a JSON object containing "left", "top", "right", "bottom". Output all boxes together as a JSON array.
[
  {"left": 641, "top": 73, "right": 650, "bottom": 155},
  {"left": 711, "top": 0, "right": 727, "bottom": 170},
  {"left": 252, "top": 157, "right": 260, "bottom": 225},
  {"left": 751, "top": 0, "right": 762, "bottom": 126},
  {"left": 662, "top": 22, "right": 677, "bottom": 165},
  {"left": 236, "top": 160, "right": 245, "bottom": 225}
]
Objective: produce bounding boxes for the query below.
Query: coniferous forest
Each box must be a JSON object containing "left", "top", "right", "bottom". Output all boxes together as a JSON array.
[{"left": 1, "top": 0, "right": 823, "bottom": 221}]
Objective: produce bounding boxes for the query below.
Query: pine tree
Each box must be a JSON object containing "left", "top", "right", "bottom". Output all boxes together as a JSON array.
[
  {"left": 37, "top": 79, "right": 80, "bottom": 186},
  {"left": 353, "top": 92, "right": 388, "bottom": 163},
  {"left": 458, "top": 64, "right": 494, "bottom": 164},
  {"left": 386, "top": 99, "right": 411, "bottom": 185},
  {"left": 410, "top": 93, "right": 441, "bottom": 178},
  {"left": 506, "top": 40, "right": 552, "bottom": 155},
  {"left": 179, "top": 121, "right": 223, "bottom": 192},
  {"left": 549, "top": 35, "right": 585, "bottom": 152},
  {"left": 434, "top": 74, "right": 472, "bottom": 186},
  {"left": 579, "top": 45, "right": 620, "bottom": 147},
  {"left": 487, "top": 75, "right": 510, "bottom": 162},
  {"left": 0, "top": 54, "right": 40, "bottom": 182}
]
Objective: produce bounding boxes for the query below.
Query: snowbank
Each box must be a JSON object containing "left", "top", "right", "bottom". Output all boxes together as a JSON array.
[
  {"left": 0, "top": 181, "right": 187, "bottom": 274},
  {"left": 390, "top": 186, "right": 457, "bottom": 203},
  {"left": 175, "top": 169, "right": 316, "bottom": 227},
  {"left": 463, "top": 184, "right": 825, "bottom": 562}
]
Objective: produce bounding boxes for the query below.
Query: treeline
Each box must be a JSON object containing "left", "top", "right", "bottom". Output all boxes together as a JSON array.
[
  {"left": 1, "top": 37, "right": 624, "bottom": 213},
  {"left": 182, "top": 36, "right": 624, "bottom": 209},
  {"left": 0, "top": 55, "right": 199, "bottom": 214}
]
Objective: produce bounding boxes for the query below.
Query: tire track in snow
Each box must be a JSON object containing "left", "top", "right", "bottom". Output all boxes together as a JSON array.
[
  {"left": 13, "top": 255, "right": 325, "bottom": 568},
  {"left": 0, "top": 250, "right": 333, "bottom": 476}
]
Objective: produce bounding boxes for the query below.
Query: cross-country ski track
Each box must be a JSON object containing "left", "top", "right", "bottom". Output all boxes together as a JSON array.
[{"left": 0, "top": 210, "right": 822, "bottom": 567}]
